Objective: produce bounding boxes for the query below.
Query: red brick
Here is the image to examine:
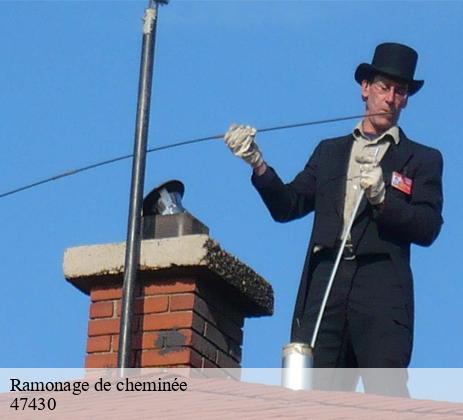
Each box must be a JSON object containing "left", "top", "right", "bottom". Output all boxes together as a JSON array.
[
  {"left": 90, "top": 301, "right": 114, "bottom": 319},
  {"left": 193, "top": 295, "right": 243, "bottom": 343},
  {"left": 139, "top": 332, "right": 159, "bottom": 350},
  {"left": 143, "top": 311, "right": 194, "bottom": 331},
  {"left": 116, "top": 296, "right": 169, "bottom": 316},
  {"left": 87, "top": 336, "right": 112, "bottom": 353},
  {"left": 125, "top": 327, "right": 217, "bottom": 364},
  {"left": 91, "top": 286, "right": 122, "bottom": 302},
  {"left": 140, "top": 348, "right": 189, "bottom": 367},
  {"left": 170, "top": 293, "right": 195, "bottom": 311},
  {"left": 112, "top": 331, "right": 148, "bottom": 351},
  {"left": 152, "top": 329, "right": 193, "bottom": 349},
  {"left": 179, "top": 329, "right": 194, "bottom": 346},
  {"left": 143, "top": 296, "right": 169, "bottom": 313},
  {"left": 111, "top": 334, "right": 118, "bottom": 351},
  {"left": 112, "top": 332, "right": 125, "bottom": 347},
  {"left": 202, "top": 358, "right": 218, "bottom": 368},
  {"left": 203, "top": 322, "right": 242, "bottom": 362},
  {"left": 204, "top": 322, "right": 228, "bottom": 354},
  {"left": 189, "top": 348, "right": 203, "bottom": 368},
  {"left": 85, "top": 353, "right": 118, "bottom": 368},
  {"left": 192, "top": 313, "right": 206, "bottom": 335},
  {"left": 216, "top": 349, "right": 240, "bottom": 369},
  {"left": 132, "top": 332, "right": 159, "bottom": 350},
  {"left": 144, "top": 278, "right": 197, "bottom": 295},
  {"left": 190, "top": 330, "right": 218, "bottom": 363},
  {"left": 88, "top": 319, "right": 120, "bottom": 336},
  {"left": 140, "top": 348, "right": 202, "bottom": 368},
  {"left": 113, "top": 328, "right": 193, "bottom": 352}
]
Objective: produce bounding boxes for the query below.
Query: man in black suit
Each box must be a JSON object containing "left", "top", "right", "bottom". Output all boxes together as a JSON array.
[{"left": 224, "top": 43, "right": 443, "bottom": 396}]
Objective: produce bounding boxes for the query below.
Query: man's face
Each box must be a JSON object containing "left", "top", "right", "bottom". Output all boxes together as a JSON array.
[{"left": 361, "top": 75, "right": 409, "bottom": 135}]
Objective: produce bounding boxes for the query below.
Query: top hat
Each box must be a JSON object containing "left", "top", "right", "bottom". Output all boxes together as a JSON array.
[{"left": 354, "top": 42, "right": 424, "bottom": 95}]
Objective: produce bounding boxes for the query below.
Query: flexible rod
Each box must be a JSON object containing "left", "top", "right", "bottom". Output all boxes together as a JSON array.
[{"left": 0, "top": 112, "right": 389, "bottom": 199}]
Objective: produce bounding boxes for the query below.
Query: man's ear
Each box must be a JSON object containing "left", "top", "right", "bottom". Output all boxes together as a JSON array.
[
  {"left": 402, "top": 96, "right": 408, "bottom": 109},
  {"left": 361, "top": 80, "right": 370, "bottom": 102}
]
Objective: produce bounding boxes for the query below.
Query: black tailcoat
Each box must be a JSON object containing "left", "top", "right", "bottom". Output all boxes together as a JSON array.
[{"left": 252, "top": 129, "right": 443, "bottom": 345}]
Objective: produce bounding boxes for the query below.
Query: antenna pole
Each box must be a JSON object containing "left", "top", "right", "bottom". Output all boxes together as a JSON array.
[{"left": 118, "top": 0, "right": 168, "bottom": 376}]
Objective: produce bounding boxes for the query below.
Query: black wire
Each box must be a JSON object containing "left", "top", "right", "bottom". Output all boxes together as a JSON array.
[{"left": 0, "top": 112, "right": 387, "bottom": 199}]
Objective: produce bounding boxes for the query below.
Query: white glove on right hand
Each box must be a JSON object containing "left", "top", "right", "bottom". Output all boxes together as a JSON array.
[
  {"left": 356, "top": 155, "right": 386, "bottom": 205},
  {"left": 224, "top": 124, "right": 263, "bottom": 168}
]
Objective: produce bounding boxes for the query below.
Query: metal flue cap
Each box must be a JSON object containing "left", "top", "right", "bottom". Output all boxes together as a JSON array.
[{"left": 143, "top": 180, "right": 185, "bottom": 216}]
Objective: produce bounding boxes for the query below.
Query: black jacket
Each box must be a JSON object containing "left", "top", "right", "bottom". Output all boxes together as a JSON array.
[{"left": 252, "top": 129, "right": 443, "bottom": 342}]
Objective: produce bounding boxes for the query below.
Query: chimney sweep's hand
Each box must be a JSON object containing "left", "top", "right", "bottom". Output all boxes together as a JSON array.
[
  {"left": 356, "top": 155, "right": 386, "bottom": 205},
  {"left": 224, "top": 124, "right": 263, "bottom": 169}
]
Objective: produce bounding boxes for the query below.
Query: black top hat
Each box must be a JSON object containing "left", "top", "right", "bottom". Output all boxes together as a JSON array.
[{"left": 354, "top": 42, "right": 424, "bottom": 96}]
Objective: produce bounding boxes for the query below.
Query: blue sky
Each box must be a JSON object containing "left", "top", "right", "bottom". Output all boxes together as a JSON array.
[{"left": 1, "top": 1, "right": 462, "bottom": 368}]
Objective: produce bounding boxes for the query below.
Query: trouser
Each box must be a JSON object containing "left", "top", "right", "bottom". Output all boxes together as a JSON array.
[{"left": 305, "top": 253, "right": 412, "bottom": 397}]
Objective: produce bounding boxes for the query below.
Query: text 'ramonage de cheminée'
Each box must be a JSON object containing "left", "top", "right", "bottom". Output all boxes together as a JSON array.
[{"left": 10, "top": 377, "right": 188, "bottom": 395}]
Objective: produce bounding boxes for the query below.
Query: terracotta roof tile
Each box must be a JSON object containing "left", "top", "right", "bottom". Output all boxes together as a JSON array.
[{"left": 1, "top": 374, "right": 463, "bottom": 419}]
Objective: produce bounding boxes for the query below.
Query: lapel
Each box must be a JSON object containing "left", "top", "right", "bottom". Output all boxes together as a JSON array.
[
  {"left": 356, "top": 128, "right": 414, "bottom": 217},
  {"left": 380, "top": 128, "right": 414, "bottom": 183}
]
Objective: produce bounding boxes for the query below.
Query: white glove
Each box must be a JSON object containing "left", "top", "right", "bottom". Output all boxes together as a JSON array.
[
  {"left": 356, "top": 155, "right": 385, "bottom": 205},
  {"left": 224, "top": 124, "right": 263, "bottom": 168}
]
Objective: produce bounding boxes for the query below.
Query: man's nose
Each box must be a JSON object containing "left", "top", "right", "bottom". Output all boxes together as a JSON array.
[{"left": 385, "top": 88, "right": 395, "bottom": 103}]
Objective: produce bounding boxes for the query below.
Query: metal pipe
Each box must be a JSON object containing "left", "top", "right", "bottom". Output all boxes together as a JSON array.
[
  {"left": 281, "top": 343, "right": 313, "bottom": 390},
  {"left": 118, "top": 1, "right": 166, "bottom": 376}
]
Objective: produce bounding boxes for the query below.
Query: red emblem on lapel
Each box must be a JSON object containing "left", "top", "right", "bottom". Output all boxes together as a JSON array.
[{"left": 391, "top": 171, "right": 412, "bottom": 195}]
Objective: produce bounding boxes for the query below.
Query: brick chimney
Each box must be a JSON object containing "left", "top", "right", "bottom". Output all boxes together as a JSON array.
[{"left": 63, "top": 233, "right": 273, "bottom": 369}]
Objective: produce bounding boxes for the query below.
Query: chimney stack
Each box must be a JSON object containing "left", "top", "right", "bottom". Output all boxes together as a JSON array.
[
  {"left": 64, "top": 233, "right": 273, "bottom": 369},
  {"left": 64, "top": 181, "right": 273, "bottom": 369}
]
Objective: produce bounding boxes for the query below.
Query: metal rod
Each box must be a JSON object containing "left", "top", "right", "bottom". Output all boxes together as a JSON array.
[
  {"left": 310, "top": 147, "right": 380, "bottom": 349},
  {"left": 117, "top": 2, "right": 163, "bottom": 375},
  {"left": 309, "top": 190, "right": 364, "bottom": 349}
]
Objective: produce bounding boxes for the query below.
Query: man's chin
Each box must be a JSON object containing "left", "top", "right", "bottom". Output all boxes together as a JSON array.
[{"left": 372, "top": 116, "right": 396, "bottom": 132}]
